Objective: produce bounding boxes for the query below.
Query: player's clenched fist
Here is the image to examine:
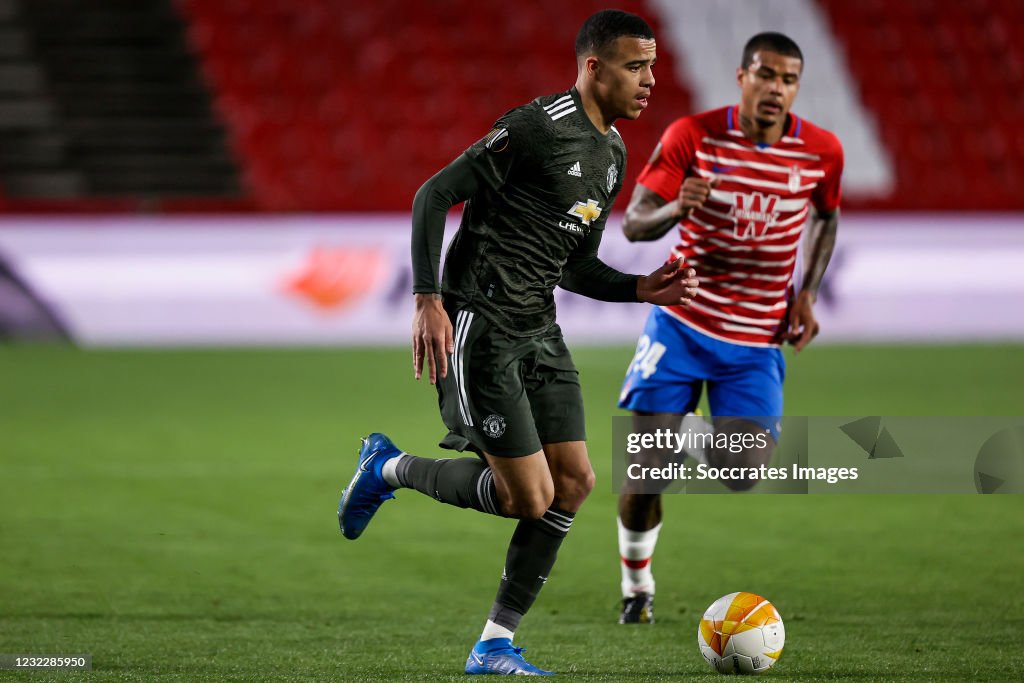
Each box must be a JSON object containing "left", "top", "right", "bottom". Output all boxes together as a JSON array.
[
  {"left": 676, "top": 177, "right": 719, "bottom": 218},
  {"left": 636, "top": 259, "right": 700, "bottom": 307}
]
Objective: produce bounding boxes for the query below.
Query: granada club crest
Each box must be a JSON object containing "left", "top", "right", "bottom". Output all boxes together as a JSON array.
[
  {"left": 731, "top": 192, "right": 781, "bottom": 240},
  {"left": 788, "top": 166, "right": 801, "bottom": 193}
]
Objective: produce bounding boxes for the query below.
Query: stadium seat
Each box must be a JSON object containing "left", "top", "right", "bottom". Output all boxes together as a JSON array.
[
  {"left": 817, "top": 0, "right": 1024, "bottom": 209},
  {"left": 172, "top": 0, "right": 1024, "bottom": 210},
  {"left": 176, "top": 0, "right": 692, "bottom": 210}
]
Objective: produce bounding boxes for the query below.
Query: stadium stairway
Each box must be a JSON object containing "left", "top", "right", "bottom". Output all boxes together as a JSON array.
[
  {"left": 648, "top": 0, "right": 895, "bottom": 204},
  {"left": 0, "top": 0, "right": 239, "bottom": 199},
  {"left": 177, "top": 0, "right": 1024, "bottom": 211},
  {"left": 0, "top": 0, "right": 79, "bottom": 197},
  {"left": 4, "top": 0, "right": 1019, "bottom": 210}
]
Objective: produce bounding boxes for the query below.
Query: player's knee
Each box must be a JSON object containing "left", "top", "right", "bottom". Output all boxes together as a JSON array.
[
  {"left": 553, "top": 465, "right": 595, "bottom": 509},
  {"left": 587, "top": 465, "right": 597, "bottom": 489},
  {"left": 721, "top": 476, "right": 759, "bottom": 492},
  {"left": 578, "top": 466, "right": 597, "bottom": 498},
  {"left": 515, "top": 496, "right": 553, "bottom": 521},
  {"left": 713, "top": 446, "right": 774, "bottom": 492},
  {"left": 503, "top": 485, "right": 554, "bottom": 520},
  {"left": 620, "top": 492, "right": 659, "bottom": 511}
]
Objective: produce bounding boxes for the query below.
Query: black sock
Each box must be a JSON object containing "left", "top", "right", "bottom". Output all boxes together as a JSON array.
[
  {"left": 396, "top": 455, "right": 503, "bottom": 517},
  {"left": 487, "top": 507, "right": 575, "bottom": 632}
]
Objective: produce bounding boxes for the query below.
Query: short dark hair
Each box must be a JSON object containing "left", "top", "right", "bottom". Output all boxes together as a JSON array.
[
  {"left": 575, "top": 9, "right": 654, "bottom": 58},
  {"left": 741, "top": 32, "right": 803, "bottom": 69}
]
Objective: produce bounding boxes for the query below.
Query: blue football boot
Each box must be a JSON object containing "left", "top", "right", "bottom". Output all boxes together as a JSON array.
[
  {"left": 337, "top": 433, "right": 403, "bottom": 540},
  {"left": 465, "top": 638, "right": 555, "bottom": 676}
]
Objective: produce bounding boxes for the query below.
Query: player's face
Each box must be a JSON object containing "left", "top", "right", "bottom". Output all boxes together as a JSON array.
[
  {"left": 594, "top": 36, "right": 657, "bottom": 120},
  {"left": 737, "top": 51, "right": 802, "bottom": 128}
]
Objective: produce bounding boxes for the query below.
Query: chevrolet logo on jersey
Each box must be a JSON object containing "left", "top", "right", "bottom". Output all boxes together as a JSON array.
[{"left": 567, "top": 199, "right": 602, "bottom": 226}]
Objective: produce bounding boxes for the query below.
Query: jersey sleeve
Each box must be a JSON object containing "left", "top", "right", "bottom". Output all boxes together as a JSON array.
[
  {"left": 463, "top": 106, "right": 549, "bottom": 192},
  {"left": 811, "top": 134, "right": 844, "bottom": 213},
  {"left": 636, "top": 116, "right": 698, "bottom": 203},
  {"left": 410, "top": 154, "right": 480, "bottom": 294},
  {"left": 560, "top": 226, "right": 639, "bottom": 302}
]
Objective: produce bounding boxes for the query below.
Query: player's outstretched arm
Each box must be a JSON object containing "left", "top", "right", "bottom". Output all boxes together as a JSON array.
[
  {"left": 622, "top": 178, "right": 717, "bottom": 242},
  {"left": 636, "top": 259, "right": 699, "bottom": 306},
  {"left": 410, "top": 155, "right": 479, "bottom": 383},
  {"left": 561, "top": 228, "right": 699, "bottom": 305},
  {"left": 559, "top": 227, "right": 642, "bottom": 302},
  {"left": 785, "top": 208, "right": 839, "bottom": 352}
]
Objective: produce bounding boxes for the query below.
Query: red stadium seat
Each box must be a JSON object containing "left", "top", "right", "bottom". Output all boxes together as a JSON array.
[
  {"left": 178, "top": 0, "right": 693, "bottom": 210},
  {"left": 177, "top": 0, "right": 1023, "bottom": 209},
  {"left": 818, "top": 0, "right": 1024, "bottom": 209}
]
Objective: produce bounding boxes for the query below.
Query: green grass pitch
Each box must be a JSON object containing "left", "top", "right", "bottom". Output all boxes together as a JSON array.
[{"left": 1, "top": 344, "right": 1023, "bottom": 681}]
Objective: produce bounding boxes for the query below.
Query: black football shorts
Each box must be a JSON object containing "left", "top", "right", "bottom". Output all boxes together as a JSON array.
[{"left": 436, "top": 306, "right": 586, "bottom": 457}]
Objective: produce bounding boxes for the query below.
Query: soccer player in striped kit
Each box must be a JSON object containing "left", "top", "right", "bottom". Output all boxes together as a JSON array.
[{"left": 615, "top": 32, "right": 844, "bottom": 624}]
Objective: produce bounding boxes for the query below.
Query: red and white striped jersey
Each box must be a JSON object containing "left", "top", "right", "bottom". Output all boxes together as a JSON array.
[{"left": 638, "top": 106, "right": 844, "bottom": 346}]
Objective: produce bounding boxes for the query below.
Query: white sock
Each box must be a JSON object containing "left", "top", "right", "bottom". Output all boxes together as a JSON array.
[
  {"left": 480, "top": 619, "right": 515, "bottom": 642},
  {"left": 680, "top": 411, "right": 713, "bottom": 466},
  {"left": 380, "top": 454, "right": 407, "bottom": 488},
  {"left": 618, "top": 517, "right": 662, "bottom": 597}
]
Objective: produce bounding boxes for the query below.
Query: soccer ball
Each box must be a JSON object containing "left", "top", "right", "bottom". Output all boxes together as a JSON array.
[{"left": 697, "top": 592, "right": 785, "bottom": 674}]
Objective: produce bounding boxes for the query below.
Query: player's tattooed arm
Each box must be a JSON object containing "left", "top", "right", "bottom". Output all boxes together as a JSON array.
[
  {"left": 622, "top": 179, "right": 717, "bottom": 242},
  {"left": 800, "top": 208, "right": 839, "bottom": 297},
  {"left": 622, "top": 184, "right": 680, "bottom": 241},
  {"left": 785, "top": 208, "right": 839, "bottom": 352}
]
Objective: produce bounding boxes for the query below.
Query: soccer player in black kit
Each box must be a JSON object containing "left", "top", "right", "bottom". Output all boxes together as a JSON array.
[{"left": 337, "top": 10, "right": 698, "bottom": 675}]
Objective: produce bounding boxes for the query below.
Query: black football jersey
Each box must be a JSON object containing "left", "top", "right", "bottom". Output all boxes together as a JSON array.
[{"left": 442, "top": 87, "right": 627, "bottom": 336}]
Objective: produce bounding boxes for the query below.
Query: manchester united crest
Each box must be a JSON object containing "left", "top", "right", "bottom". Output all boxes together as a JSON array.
[{"left": 483, "top": 414, "right": 506, "bottom": 438}]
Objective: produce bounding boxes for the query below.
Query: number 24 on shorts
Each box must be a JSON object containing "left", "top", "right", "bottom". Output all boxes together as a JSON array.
[{"left": 629, "top": 335, "right": 666, "bottom": 379}]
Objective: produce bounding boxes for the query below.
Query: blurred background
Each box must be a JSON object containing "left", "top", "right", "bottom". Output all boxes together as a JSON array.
[
  {"left": 2, "top": 3, "right": 1022, "bottom": 679},
  {"left": 0, "top": 0, "right": 1022, "bottom": 346}
]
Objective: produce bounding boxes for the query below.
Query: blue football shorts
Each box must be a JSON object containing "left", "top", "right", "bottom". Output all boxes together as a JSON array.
[{"left": 618, "top": 306, "right": 785, "bottom": 439}]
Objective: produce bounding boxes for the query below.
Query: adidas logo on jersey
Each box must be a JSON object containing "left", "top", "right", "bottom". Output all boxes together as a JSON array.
[{"left": 567, "top": 161, "right": 582, "bottom": 177}]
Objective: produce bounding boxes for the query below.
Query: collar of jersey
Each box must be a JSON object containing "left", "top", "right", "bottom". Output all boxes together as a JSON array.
[
  {"left": 570, "top": 87, "right": 611, "bottom": 140},
  {"left": 728, "top": 104, "right": 801, "bottom": 148}
]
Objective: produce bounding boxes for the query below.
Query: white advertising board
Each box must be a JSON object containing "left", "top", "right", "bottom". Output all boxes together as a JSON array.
[{"left": 0, "top": 214, "right": 1022, "bottom": 345}]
